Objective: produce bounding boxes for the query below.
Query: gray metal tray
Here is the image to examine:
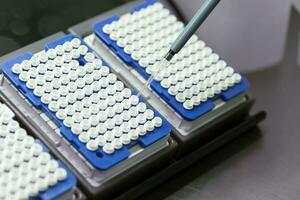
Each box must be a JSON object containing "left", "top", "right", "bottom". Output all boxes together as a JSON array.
[
  {"left": 0, "top": 32, "right": 177, "bottom": 199},
  {"left": 68, "top": 0, "right": 248, "bottom": 155}
]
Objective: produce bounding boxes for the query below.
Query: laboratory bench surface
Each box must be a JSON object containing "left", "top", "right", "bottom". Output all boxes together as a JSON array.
[{"left": 141, "top": 7, "right": 300, "bottom": 200}]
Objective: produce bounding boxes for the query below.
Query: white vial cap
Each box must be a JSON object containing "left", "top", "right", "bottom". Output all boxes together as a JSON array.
[
  {"left": 144, "top": 121, "right": 155, "bottom": 132},
  {"left": 121, "top": 88, "right": 132, "bottom": 98},
  {"left": 71, "top": 124, "right": 82, "bottom": 135},
  {"left": 161, "top": 79, "right": 171, "bottom": 88},
  {"left": 35, "top": 76, "right": 46, "bottom": 87},
  {"left": 96, "top": 135, "right": 106, "bottom": 147},
  {"left": 84, "top": 52, "right": 95, "bottom": 63},
  {"left": 196, "top": 92, "right": 206, "bottom": 103},
  {"left": 83, "top": 63, "right": 93, "bottom": 75},
  {"left": 136, "top": 113, "right": 146, "bottom": 124},
  {"left": 79, "top": 45, "right": 88, "bottom": 56},
  {"left": 129, "top": 129, "right": 139, "bottom": 140},
  {"left": 55, "top": 45, "right": 64, "bottom": 56},
  {"left": 175, "top": 93, "right": 185, "bottom": 103},
  {"left": 39, "top": 51, "right": 48, "bottom": 63},
  {"left": 114, "top": 103, "right": 123, "bottom": 114},
  {"left": 66, "top": 93, "right": 76, "bottom": 104},
  {"left": 63, "top": 53, "right": 73, "bottom": 63},
  {"left": 129, "top": 95, "right": 139, "bottom": 106},
  {"left": 80, "top": 119, "right": 91, "bottom": 131},
  {"left": 57, "top": 97, "right": 68, "bottom": 108},
  {"left": 47, "top": 160, "right": 59, "bottom": 172},
  {"left": 104, "top": 131, "right": 114, "bottom": 142},
  {"left": 152, "top": 116, "right": 163, "bottom": 128},
  {"left": 191, "top": 95, "right": 201, "bottom": 106},
  {"left": 183, "top": 100, "right": 194, "bottom": 110},
  {"left": 19, "top": 71, "right": 30, "bottom": 82},
  {"left": 96, "top": 124, "right": 107, "bottom": 135},
  {"left": 100, "top": 66, "right": 110, "bottom": 77},
  {"left": 15, "top": 129, "right": 27, "bottom": 141},
  {"left": 31, "top": 143, "right": 43, "bottom": 156},
  {"left": 137, "top": 102, "right": 147, "bottom": 113},
  {"left": 103, "top": 24, "right": 112, "bottom": 34},
  {"left": 91, "top": 70, "right": 102, "bottom": 81},
  {"left": 120, "top": 134, "right": 131, "bottom": 145},
  {"left": 121, "top": 122, "right": 131, "bottom": 133},
  {"left": 47, "top": 49, "right": 57, "bottom": 59},
  {"left": 21, "top": 60, "right": 31, "bottom": 71},
  {"left": 45, "top": 71, "right": 54, "bottom": 82},
  {"left": 145, "top": 109, "right": 154, "bottom": 120},
  {"left": 41, "top": 94, "right": 52, "bottom": 104},
  {"left": 72, "top": 111, "right": 83, "bottom": 124},
  {"left": 54, "top": 56, "right": 64, "bottom": 67},
  {"left": 129, "top": 118, "right": 139, "bottom": 129},
  {"left": 38, "top": 152, "right": 51, "bottom": 165},
  {"left": 46, "top": 174, "right": 58, "bottom": 187},
  {"left": 78, "top": 132, "right": 90, "bottom": 143},
  {"left": 23, "top": 135, "right": 35, "bottom": 148},
  {"left": 92, "top": 59, "right": 103, "bottom": 70},
  {"left": 107, "top": 73, "right": 117, "bottom": 84},
  {"left": 86, "top": 140, "right": 98, "bottom": 151},
  {"left": 168, "top": 86, "right": 178, "bottom": 96},
  {"left": 121, "top": 99, "right": 131, "bottom": 110},
  {"left": 26, "top": 79, "right": 37, "bottom": 90},
  {"left": 112, "top": 139, "right": 123, "bottom": 150},
  {"left": 103, "top": 143, "right": 115, "bottom": 154},
  {"left": 113, "top": 115, "right": 123, "bottom": 126},
  {"left": 71, "top": 38, "right": 81, "bottom": 48},
  {"left": 232, "top": 73, "right": 242, "bottom": 83},
  {"left": 63, "top": 41, "right": 73, "bottom": 52},
  {"left": 129, "top": 107, "right": 139, "bottom": 117},
  {"left": 87, "top": 127, "right": 98, "bottom": 139},
  {"left": 12, "top": 63, "right": 22, "bottom": 74},
  {"left": 55, "top": 168, "right": 67, "bottom": 181},
  {"left": 96, "top": 112, "right": 107, "bottom": 123},
  {"left": 49, "top": 101, "right": 59, "bottom": 112},
  {"left": 71, "top": 49, "right": 80, "bottom": 59}
]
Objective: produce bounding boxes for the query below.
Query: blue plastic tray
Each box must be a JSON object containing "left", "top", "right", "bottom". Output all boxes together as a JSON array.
[
  {"left": 93, "top": 0, "right": 249, "bottom": 121},
  {"left": 1, "top": 34, "right": 171, "bottom": 170},
  {"left": 31, "top": 139, "right": 76, "bottom": 200}
]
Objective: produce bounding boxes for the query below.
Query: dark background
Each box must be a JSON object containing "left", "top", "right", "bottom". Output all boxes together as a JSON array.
[{"left": 0, "top": 0, "right": 127, "bottom": 56}]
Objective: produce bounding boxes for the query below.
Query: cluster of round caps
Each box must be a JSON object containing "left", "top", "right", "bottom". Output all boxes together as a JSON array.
[
  {"left": 103, "top": 2, "right": 182, "bottom": 63},
  {"left": 102, "top": 2, "right": 243, "bottom": 110},
  {"left": 11, "top": 40, "right": 163, "bottom": 155},
  {"left": 0, "top": 103, "right": 67, "bottom": 200},
  {"left": 149, "top": 60, "right": 242, "bottom": 110}
]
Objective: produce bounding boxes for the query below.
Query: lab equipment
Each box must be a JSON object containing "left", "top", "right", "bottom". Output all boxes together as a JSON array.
[
  {"left": 144, "top": 0, "right": 221, "bottom": 90},
  {"left": 0, "top": 0, "right": 266, "bottom": 198},
  {"left": 0, "top": 102, "right": 77, "bottom": 200},
  {"left": 94, "top": 0, "right": 248, "bottom": 121},
  {"left": 1, "top": 34, "right": 171, "bottom": 170},
  {"left": 0, "top": 32, "right": 175, "bottom": 199}
]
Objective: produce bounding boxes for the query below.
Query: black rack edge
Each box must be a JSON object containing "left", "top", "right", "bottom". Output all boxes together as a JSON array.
[{"left": 115, "top": 108, "right": 266, "bottom": 200}]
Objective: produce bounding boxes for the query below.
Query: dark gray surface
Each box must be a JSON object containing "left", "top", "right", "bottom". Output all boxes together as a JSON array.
[
  {"left": 140, "top": 7, "right": 300, "bottom": 200},
  {"left": 0, "top": 0, "right": 126, "bottom": 56}
]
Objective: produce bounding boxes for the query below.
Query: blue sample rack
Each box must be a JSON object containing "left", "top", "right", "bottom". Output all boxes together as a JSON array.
[
  {"left": 32, "top": 140, "right": 77, "bottom": 200},
  {"left": 93, "top": 0, "right": 249, "bottom": 121},
  {"left": 1, "top": 34, "right": 171, "bottom": 170}
]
